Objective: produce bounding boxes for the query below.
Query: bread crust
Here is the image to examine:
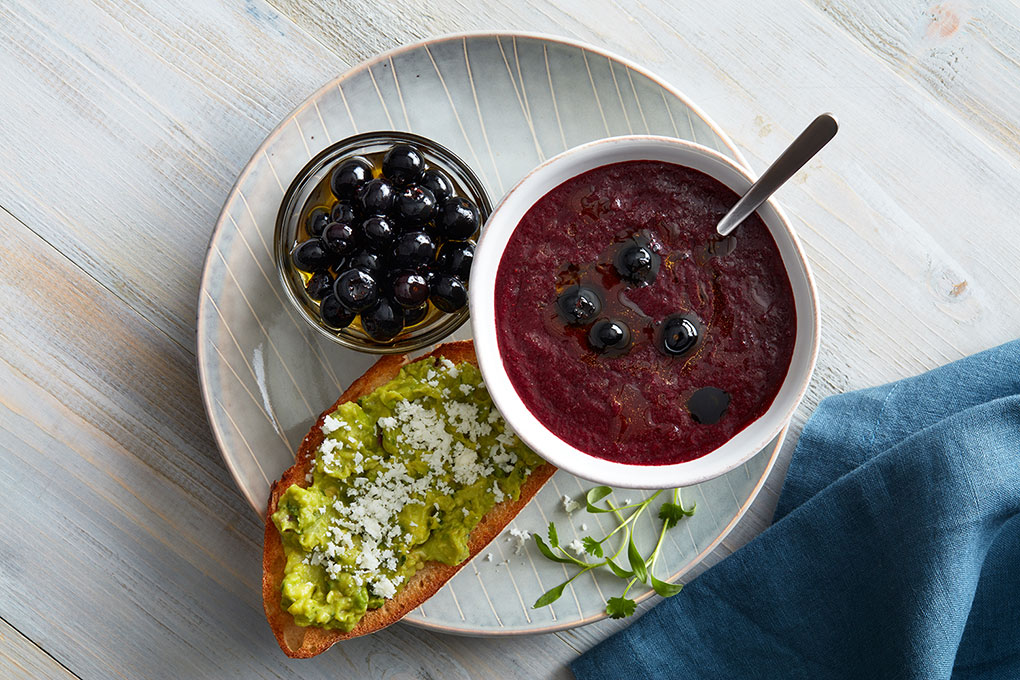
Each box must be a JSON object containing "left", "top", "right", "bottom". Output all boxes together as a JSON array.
[{"left": 262, "top": 340, "right": 556, "bottom": 657}]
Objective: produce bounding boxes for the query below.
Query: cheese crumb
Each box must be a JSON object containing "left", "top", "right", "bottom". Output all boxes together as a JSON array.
[
  {"left": 508, "top": 528, "right": 531, "bottom": 554},
  {"left": 485, "top": 553, "right": 493, "bottom": 562},
  {"left": 372, "top": 575, "right": 398, "bottom": 599},
  {"left": 440, "top": 358, "right": 460, "bottom": 378},
  {"left": 581, "top": 523, "right": 588, "bottom": 532},
  {"left": 562, "top": 495, "right": 580, "bottom": 513},
  {"left": 321, "top": 415, "right": 342, "bottom": 434},
  {"left": 567, "top": 539, "right": 585, "bottom": 556}
]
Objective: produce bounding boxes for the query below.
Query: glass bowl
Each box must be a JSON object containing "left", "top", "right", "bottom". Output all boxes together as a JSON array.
[{"left": 275, "top": 131, "right": 492, "bottom": 354}]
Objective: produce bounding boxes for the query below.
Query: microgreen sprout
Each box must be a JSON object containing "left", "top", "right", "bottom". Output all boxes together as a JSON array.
[{"left": 531, "top": 487, "right": 695, "bottom": 618}]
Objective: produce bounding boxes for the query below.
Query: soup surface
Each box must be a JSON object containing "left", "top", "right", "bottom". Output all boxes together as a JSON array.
[{"left": 494, "top": 160, "right": 797, "bottom": 465}]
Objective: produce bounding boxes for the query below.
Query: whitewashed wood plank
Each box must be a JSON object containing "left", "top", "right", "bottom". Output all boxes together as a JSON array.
[
  {"left": 0, "top": 619, "right": 78, "bottom": 680},
  {"left": 0, "top": 0, "right": 353, "bottom": 351},
  {"left": 808, "top": 0, "right": 1020, "bottom": 159},
  {"left": 0, "top": 210, "right": 580, "bottom": 678}
]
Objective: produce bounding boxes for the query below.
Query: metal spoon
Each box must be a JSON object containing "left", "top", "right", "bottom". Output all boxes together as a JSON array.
[{"left": 716, "top": 113, "right": 838, "bottom": 237}]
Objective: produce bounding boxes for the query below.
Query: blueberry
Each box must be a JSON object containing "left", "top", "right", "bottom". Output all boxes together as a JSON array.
[
  {"left": 319, "top": 294, "right": 355, "bottom": 329},
  {"left": 430, "top": 275, "right": 468, "bottom": 312},
  {"left": 305, "top": 270, "right": 334, "bottom": 301},
  {"left": 588, "top": 319, "right": 631, "bottom": 353},
  {"left": 291, "top": 239, "right": 333, "bottom": 272},
  {"left": 357, "top": 178, "right": 396, "bottom": 215},
  {"left": 322, "top": 221, "right": 356, "bottom": 256},
  {"left": 394, "top": 185, "right": 437, "bottom": 225},
  {"left": 420, "top": 168, "right": 454, "bottom": 204},
  {"left": 556, "top": 285, "right": 601, "bottom": 325},
  {"left": 330, "top": 201, "right": 357, "bottom": 224},
  {"left": 381, "top": 144, "right": 424, "bottom": 185},
  {"left": 614, "top": 242, "right": 659, "bottom": 285},
  {"left": 331, "top": 157, "right": 373, "bottom": 201},
  {"left": 436, "top": 240, "right": 474, "bottom": 281},
  {"left": 347, "top": 249, "right": 385, "bottom": 273},
  {"left": 334, "top": 268, "right": 379, "bottom": 312},
  {"left": 393, "top": 231, "right": 437, "bottom": 267},
  {"left": 419, "top": 267, "right": 438, "bottom": 289},
  {"left": 659, "top": 315, "right": 700, "bottom": 356},
  {"left": 435, "top": 197, "right": 480, "bottom": 239},
  {"left": 361, "top": 216, "right": 395, "bottom": 248},
  {"left": 306, "top": 207, "right": 330, "bottom": 238},
  {"left": 403, "top": 302, "right": 429, "bottom": 327},
  {"left": 361, "top": 298, "right": 405, "bottom": 342},
  {"left": 391, "top": 271, "right": 430, "bottom": 308}
]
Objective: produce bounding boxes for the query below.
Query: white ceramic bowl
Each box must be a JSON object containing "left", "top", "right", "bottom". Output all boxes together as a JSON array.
[{"left": 470, "top": 135, "right": 820, "bottom": 489}]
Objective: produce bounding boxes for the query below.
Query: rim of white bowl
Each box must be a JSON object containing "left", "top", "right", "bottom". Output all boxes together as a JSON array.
[{"left": 470, "top": 135, "right": 821, "bottom": 489}]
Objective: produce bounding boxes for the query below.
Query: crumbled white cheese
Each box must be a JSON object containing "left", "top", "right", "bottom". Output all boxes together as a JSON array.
[
  {"left": 567, "top": 539, "right": 585, "bottom": 556},
  {"left": 562, "top": 495, "right": 580, "bottom": 513},
  {"left": 440, "top": 358, "right": 460, "bottom": 378},
  {"left": 372, "top": 575, "right": 398, "bottom": 599},
  {"left": 446, "top": 401, "right": 491, "bottom": 441},
  {"left": 321, "top": 415, "right": 342, "bottom": 434},
  {"left": 485, "top": 553, "right": 493, "bottom": 562},
  {"left": 293, "top": 363, "right": 534, "bottom": 611},
  {"left": 581, "top": 523, "right": 588, "bottom": 532},
  {"left": 508, "top": 528, "right": 531, "bottom": 554}
]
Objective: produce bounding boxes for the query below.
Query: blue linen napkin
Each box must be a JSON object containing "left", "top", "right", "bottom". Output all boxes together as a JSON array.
[{"left": 571, "top": 340, "right": 1020, "bottom": 680}]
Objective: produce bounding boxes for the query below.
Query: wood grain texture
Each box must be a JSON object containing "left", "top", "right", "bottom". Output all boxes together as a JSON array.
[
  {"left": 0, "top": 0, "right": 350, "bottom": 351},
  {"left": 0, "top": 619, "right": 78, "bottom": 680},
  {"left": 0, "top": 0, "right": 1018, "bottom": 676}
]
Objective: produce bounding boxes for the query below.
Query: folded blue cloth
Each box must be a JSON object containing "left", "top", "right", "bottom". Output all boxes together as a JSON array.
[{"left": 572, "top": 340, "right": 1020, "bottom": 680}]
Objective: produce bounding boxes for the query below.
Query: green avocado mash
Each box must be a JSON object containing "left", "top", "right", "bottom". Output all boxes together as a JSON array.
[{"left": 271, "top": 357, "right": 541, "bottom": 631}]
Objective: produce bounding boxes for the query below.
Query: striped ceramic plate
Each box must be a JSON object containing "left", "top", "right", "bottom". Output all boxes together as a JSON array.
[{"left": 197, "top": 32, "right": 784, "bottom": 635}]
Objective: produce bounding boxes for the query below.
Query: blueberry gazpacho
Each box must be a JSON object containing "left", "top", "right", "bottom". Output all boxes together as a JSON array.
[
  {"left": 493, "top": 160, "right": 796, "bottom": 466},
  {"left": 288, "top": 143, "right": 482, "bottom": 343}
]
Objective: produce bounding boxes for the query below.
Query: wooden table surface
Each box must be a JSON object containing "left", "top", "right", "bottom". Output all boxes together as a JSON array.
[{"left": 2, "top": 1, "right": 1018, "bottom": 678}]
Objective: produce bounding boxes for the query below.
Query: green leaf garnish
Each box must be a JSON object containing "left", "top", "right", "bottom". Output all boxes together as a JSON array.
[
  {"left": 628, "top": 534, "right": 647, "bottom": 583},
  {"left": 582, "top": 536, "right": 603, "bottom": 557},
  {"left": 658, "top": 501, "right": 696, "bottom": 529},
  {"left": 547, "top": 521, "right": 559, "bottom": 548},
  {"left": 534, "top": 582, "right": 567, "bottom": 608},
  {"left": 650, "top": 574, "right": 684, "bottom": 597},
  {"left": 585, "top": 486, "right": 615, "bottom": 513},
  {"left": 530, "top": 486, "right": 695, "bottom": 618},
  {"left": 605, "top": 596, "right": 637, "bottom": 619},
  {"left": 607, "top": 559, "right": 633, "bottom": 579},
  {"left": 533, "top": 534, "right": 573, "bottom": 564}
]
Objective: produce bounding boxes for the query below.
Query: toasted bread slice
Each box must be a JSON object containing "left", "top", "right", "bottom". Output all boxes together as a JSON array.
[{"left": 263, "top": 340, "right": 556, "bottom": 657}]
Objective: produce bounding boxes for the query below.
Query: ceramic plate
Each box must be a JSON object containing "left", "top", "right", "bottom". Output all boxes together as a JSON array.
[{"left": 197, "top": 32, "right": 785, "bottom": 635}]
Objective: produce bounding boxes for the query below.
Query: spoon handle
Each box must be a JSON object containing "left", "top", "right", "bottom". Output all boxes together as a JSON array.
[{"left": 716, "top": 113, "right": 838, "bottom": 237}]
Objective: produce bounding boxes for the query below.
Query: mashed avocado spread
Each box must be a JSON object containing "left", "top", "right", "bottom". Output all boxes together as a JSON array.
[{"left": 272, "top": 357, "right": 541, "bottom": 631}]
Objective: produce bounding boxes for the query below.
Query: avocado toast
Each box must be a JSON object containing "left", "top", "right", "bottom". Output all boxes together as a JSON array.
[{"left": 263, "top": 340, "right": 556, "bottom": 657}]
